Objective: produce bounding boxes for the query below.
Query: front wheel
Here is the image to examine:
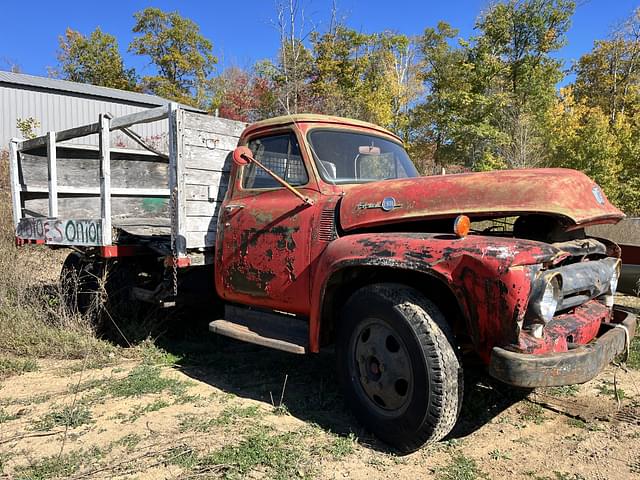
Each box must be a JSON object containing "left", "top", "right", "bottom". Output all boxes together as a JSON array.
[{"left": 336, "top": 283, "right": 463, "bottom": 453}]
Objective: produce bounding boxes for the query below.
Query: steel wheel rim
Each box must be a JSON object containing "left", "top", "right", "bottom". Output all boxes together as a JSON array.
[{"left": 349, "top": 318, "right": 414, "bottom": 416}]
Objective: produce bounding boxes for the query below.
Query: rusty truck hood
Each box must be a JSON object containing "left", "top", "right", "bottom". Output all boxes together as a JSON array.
[{"left": 338, "top": 168, "right": 624, "bottom": 231}]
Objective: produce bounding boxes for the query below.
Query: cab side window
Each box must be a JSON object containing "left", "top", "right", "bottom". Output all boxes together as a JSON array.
[{"left": 242, "top": 133, "right": 308, "bottom": 189}]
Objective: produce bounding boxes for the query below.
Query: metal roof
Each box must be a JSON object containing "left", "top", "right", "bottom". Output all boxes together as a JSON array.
[{"left": 0, "top": 70, "right": 203, "bottom": 111}]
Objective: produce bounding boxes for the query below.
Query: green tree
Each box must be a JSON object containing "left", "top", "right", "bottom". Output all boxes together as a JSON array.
[
  {"left": 56, "top": 28, "right": 137, "bottom": 90},
  {"left": 129, "top": 7, "right": 217, "bottom": 106},
  {"left": 471, "top": 0, "right": 574, "bottom": 168},
  {"left": 548, "top": 88, "right": 623, "bottom": 203},
  {"left": 573, "top": 8, "right": 640, "bottom": 122},
  {"left": 410, "top": 1, "right": 574, "bottom": 171}
]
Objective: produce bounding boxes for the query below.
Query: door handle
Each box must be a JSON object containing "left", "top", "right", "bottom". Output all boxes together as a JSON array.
[{"left": 224, "top": 204, "right": 244, "bottom": 213}]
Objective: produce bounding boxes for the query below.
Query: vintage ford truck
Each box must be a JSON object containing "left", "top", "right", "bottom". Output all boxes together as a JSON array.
[{"left": 9, "top": 105, "right": 637, "bottom": 452}]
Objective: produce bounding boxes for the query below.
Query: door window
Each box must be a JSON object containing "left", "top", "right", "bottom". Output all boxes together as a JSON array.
[{"left": 242, "top": 132, "right": 308, "bottom": 189}]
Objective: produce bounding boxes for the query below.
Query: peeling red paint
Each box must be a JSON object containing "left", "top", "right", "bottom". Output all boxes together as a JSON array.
[
  {"left": 214, "top": 115, "right": 627, "bottom": 377},
  {"left": 339, "top": 169, "right": 623, "bottom": 232}
]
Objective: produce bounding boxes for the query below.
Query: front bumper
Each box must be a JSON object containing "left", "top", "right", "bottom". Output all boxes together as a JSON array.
[{"left": 489, "top": 307, "right": 637, "bottom": 388}]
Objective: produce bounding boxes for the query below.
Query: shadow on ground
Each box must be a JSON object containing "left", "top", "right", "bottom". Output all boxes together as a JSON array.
[{"left": 154, "top": 318, "right": 526, "bottom": 454}]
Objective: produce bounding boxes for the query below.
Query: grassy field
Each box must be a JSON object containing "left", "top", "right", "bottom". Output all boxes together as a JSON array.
[{"left": 1, "top": 152, "right": 640, "bottom": 479}]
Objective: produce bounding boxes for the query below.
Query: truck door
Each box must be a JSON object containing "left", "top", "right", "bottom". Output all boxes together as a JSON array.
[{"left": 216, "top": 131, "right": 318, "bottom": 316}]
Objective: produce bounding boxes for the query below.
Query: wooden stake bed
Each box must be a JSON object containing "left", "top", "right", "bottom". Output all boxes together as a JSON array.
[{"left": 9, "top": 105, "right": 246, "bottom": 262}]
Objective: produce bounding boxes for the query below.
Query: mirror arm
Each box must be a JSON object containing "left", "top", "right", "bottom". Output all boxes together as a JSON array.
[{"left": 241, "top": 153, "right": 314, "bottom": 206}]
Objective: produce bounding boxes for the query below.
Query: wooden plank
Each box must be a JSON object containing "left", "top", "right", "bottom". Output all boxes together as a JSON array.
[
  {"left": 46, "top": 132, "right": 58, "bottom": 217},
  {"left": 110, "top": 105, "right": 169, "bottom": 130},
  {"left": 185, "top": 230, "right": 216, "bottom": 248},
  {"left": 21, "top": 185, "right": 169, "bottom": 196},
  {"left": 183, "top": 128, "right": 239, "bottom": 151},
  {"left": 169, "top": 103, "right": 188, "bottom": 256},
  {"left": 56, "top": 123, "right": 100, "bottom": 143},
  {"left": 18, "top": 123, "right": 100, "bottom": 152},
  {"left": 186, "top": 216, "right": 217, "bottom": 232},
  {"left": 183, "top": 146, "right": 233, "bottom": 171},
  {"left": 20, "top": 154, "right": 169, "bottom": 191},
  {"left": 186, "top": 199, "right": 221, "bottom": 217},
  {"left": 9, "top": 140, "right": 22, "bottom": 227},
  {"left": 183, "top": 111, "right": 247, "bottom": 137},
  {"left": 16, "top": 217, "right": 103, "bottom": 246},
  {"left": 24, "top": 197, "right": 169, "bottom": 220},
  {"left": 99, "top": 114, "right": 112, "bottom": 245},
  {"left": 184, "top": 169, "right": 230, "bottom": 186}
]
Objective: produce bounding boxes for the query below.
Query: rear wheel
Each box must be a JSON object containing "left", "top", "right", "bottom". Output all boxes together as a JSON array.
[{"left": 336, "top": 283, "right": 463, "bottom": 453}]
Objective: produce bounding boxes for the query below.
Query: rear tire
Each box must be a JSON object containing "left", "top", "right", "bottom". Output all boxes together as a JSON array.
[{"left": 336, "top": 283, "right": 463, "bottom": 453}]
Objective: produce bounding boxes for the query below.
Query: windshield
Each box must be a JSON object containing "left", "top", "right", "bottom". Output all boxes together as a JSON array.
[{"left": 308, "top": 129, "right": 419, "bottom": 184}]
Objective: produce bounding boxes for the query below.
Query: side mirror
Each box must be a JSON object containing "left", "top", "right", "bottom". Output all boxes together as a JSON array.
[{"left": 232, "top": 146, "right": 253, "bottom": 166}]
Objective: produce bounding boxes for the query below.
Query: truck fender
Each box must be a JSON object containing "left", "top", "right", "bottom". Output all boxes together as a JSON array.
[{"left": 309, "top": 233, "right": 536, "bottom": 361}]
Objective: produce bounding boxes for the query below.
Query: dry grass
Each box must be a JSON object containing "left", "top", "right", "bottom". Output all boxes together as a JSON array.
[{"left": 0, "top": 150, "right": 116, "bottom": 365}]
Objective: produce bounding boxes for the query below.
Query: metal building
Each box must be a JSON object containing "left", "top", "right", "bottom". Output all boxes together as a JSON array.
[{"left": 0, "top": 70, "right": 201, "bottom": 149}]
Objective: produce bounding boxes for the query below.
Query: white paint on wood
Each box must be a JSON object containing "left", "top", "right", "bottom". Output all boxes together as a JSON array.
[
  {"left": 185, "top": 230, "right": 217, "bottom": 247},
  {"left": 9, "top": 139, "right": 22, "bottom": 227},
  {"left": 99, "top": 114, "right": 112, "bottom": 245},
  {"left": 110, "top": 105, "right": 169, "bottom": 131},
  {"left": 46, "top": 131, "right": 58, "bottom": 217},
  {"left": 186, "top": 199, "right": 220, "bottom": 217},
  {"left": 21, "top": 185, "right": 169, "bottom": 196}
]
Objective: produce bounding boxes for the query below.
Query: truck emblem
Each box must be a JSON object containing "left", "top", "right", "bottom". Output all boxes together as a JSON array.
[
  {"left": 357, "top": 197, "right": 402, "bottom": 211},
  {"left": 381, "top": 197, "right": 398, "bottom": 211},
  {"left": 592, "top": 186, "right": 605, "bottom": 205}
]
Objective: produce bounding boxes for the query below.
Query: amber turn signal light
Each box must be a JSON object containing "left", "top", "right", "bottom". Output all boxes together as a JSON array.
[{"left": 453, "top": 215, "right": 470, "bottom": 238}]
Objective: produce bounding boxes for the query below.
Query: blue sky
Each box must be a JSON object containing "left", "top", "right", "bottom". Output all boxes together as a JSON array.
[{"left": 1, "top": 0, "right": 638, "bottom": 80}]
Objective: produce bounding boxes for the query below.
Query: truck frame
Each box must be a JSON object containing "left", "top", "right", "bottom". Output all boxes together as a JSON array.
[{"left": 9, "top": 105, "right": 637, "bottom": 452}]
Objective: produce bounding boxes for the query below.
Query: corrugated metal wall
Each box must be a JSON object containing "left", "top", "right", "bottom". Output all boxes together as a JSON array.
[{"left": 0, "top": 85, "right": 168, "bottom": 150}]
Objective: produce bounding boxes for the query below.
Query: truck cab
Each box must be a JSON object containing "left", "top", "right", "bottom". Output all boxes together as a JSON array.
[{"left": 10, "top": 108, "right": 637, "bottom": 453}]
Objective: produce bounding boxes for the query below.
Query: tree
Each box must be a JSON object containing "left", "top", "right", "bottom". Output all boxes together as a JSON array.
[
  {"left": 470, "top": 0, "right": 575, "bottom": 169},
  {"left": 211, "top": 66, "right": 277, "bottom": 122},
  {"left": 573, "top": 8, "right": 640, "bottom": 122},
  {"left": 548, "top": 88, "right": 623, "bottom": 203},
  {"left": 129, "top": 7, "right": 217, "bottom": 106},
  {"left": 56, "top": 28, "right": 137, "bottom": 90}
]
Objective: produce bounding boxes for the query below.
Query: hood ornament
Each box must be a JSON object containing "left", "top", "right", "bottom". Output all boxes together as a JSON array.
[{"left": 357, "top": 197, "right": 402, "bottom": 211}]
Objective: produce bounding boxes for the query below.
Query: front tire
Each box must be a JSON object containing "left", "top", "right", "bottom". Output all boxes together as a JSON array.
[{"left": 336, "top": 283, "right": 463, "bottom": 453}]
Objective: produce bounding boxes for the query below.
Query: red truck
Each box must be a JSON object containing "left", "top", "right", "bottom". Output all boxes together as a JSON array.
[{"left": 9, "top": 105, "right": 637, "bottom": 452}]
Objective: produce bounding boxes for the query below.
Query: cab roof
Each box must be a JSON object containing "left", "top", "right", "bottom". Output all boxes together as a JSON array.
[{"left": 243, "top": 113, "right": 401, "bottom": 142}]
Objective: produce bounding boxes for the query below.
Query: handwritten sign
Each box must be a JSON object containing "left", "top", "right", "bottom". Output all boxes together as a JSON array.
[{"left": 16, "top": 218, "right": 103, "bottom": 246}]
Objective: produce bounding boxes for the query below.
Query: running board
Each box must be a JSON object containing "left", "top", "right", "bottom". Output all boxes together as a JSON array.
[{"left": 209, "top": 306, "right": 308, "bottom": 354}]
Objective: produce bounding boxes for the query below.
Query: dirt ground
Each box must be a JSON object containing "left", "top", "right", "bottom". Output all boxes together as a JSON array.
[{"left": 1, "top": 297, "right": 639, "bottom": 480}]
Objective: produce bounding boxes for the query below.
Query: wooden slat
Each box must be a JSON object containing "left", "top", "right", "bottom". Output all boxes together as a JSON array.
[
  {"left": 183, "top": 112, "right": 247, "bottom": 137},
  {"left": 186, "top": 216, "right": 217, "bottom": 232},
  {"left": 20, "top": 154, "right": 169, "bottom": 191},
  {"left": 9, "top": 140, "right": 22, "bottom": 227},
  {"left": 185, "top": 230, "right": 216, "bottom": 248},
  {"left": 46, "top": 132, "right": 58, "bottom": 217},
  {"left": 169, "top": 103, "right": 188, "bottom": 256},
  {"left": 18, "top": 123, "right": 101, "bottom": 152},
  {"left": 99, "top": 114, "right": 112, "bottom": 245},
  {"left": 183, "top": 128, "right": 239, "bottom": 151},
  {"left": 24, "top": 197, "right": 169, "bottom": 220},
  {"left": 21, "top": 185, "right": 169, "bottom": 196},
  {"left": 183, "top": 146, "right": 233, "bottom": 171},
  {"left": 186, "top": 199, "right": 221, "bottom": 217},
  {"left": 184, "top": 169, "right": 229, "bottom": 186},
  {"left": 110, "top": 105, "right": 169, "bottom": 130}
]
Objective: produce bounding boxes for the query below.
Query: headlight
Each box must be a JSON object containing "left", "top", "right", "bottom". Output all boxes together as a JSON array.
[
  {"left": 610, "top": 261, "right": 621, "bottom": 295},
  {"left": 604, "top": 260, "right": 621, "bottom": 308},
  {"left": 539, "top": 277, "right": 561, "bottom": 323},
  {"left": 526, "top": 273, "right": 562, "bottom": 338}
]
